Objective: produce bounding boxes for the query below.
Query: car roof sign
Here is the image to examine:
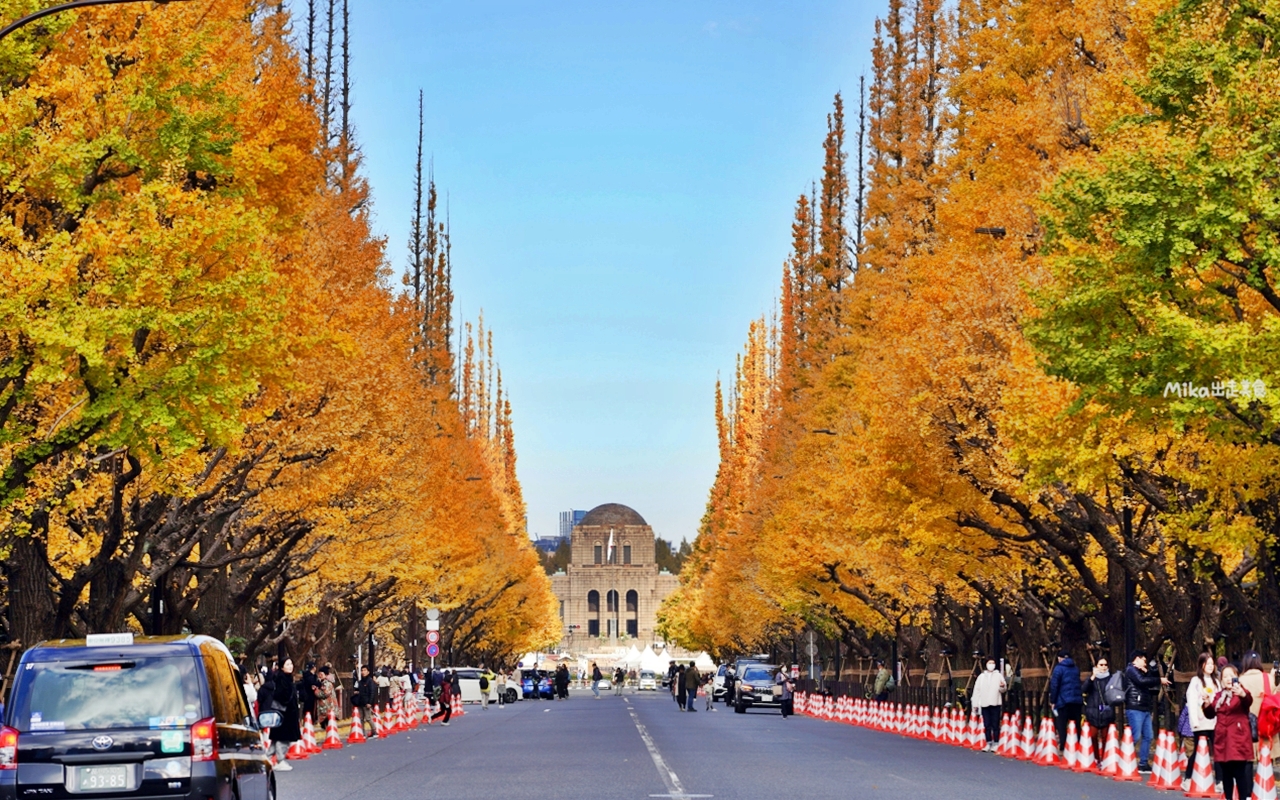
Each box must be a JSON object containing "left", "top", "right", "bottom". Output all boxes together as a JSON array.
[{"left": 86, "top": 633, "right": 134, "bottom": 647}]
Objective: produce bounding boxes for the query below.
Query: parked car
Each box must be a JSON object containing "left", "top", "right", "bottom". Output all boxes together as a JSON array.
[
  {"left": 519, "top": 669, "right": 555, "bottom": 699},
  {"left": 638, "top": 670, "right": 658, "bottom": 691},
  {"left": 733, "top": 663, "right": 782, "bottom": 714},
  {"left": 712, "top": 664, "right": 729, "bottom": 701},
  {"left": 449, "top": 668, "right": 513, "bottom": 704},
  {"left": 1, "top": 632, "right": 275, "bottom": 800}
]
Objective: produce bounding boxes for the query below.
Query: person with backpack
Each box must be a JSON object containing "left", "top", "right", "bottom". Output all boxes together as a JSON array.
[
  {"left": 1183, "top": 652, "right": 1221, "bottom": 791},
  {"left": 479, "top": 664, "right": 494, "bottom": 710},
  {"left": 591, "top": 662, "right": 603, "bottom": 699},
  {"left": 1083, "top": 657, "right": 1120, "bottom": 757},
  {"left": 430, "top": 670, "right": 454, "bottom": 726},
  {"left": 1124, "top": 649, "right": 1170, "bottom": 774},
  {"left": 1049, "top": 650, "right": 1084, "bottom": 751}
]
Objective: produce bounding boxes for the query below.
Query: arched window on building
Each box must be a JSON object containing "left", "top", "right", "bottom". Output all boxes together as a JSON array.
[
  {"left": 626, "top": 590, "right": 639, "bottom": 638},
  {"left": 606, "top": 590, "right": 619, "bottom": 638},
  {"left": 587, "top": 590, "right": 600, "bottom": 637}
]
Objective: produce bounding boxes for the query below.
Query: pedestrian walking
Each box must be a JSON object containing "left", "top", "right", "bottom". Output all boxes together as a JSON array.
[
  {"left": 684, "top": 662, "right": 701, "bottom": 712},
  {"left": 430, "top": 671, "right": 454, "bottom": 725},
  {"left": 776, "top": 668, "right": 794, "bottom": 718},
  {"left": 496, "top": 669, "right": 507, "bottom": 708},
  {"left": 972, "top": 657, "right": 1007, "bottom": 752},
  {"left": 676, "top": 665, "right": 687, "bottom": 710},
  {"left": 353, "top": 665, "right": 377, "bottom": 735},
  {"left": 872, "top": 660, "right": 893, "bottom": 702},
  {"left": 1210, "top": 664, "right": 1254, "bottom": 800},
  {"left": 479, "top": 664, "right": 494, "bottom": 710},
  {"left": 1123, "top": 649, "right": 1169, "bottom": 774},
  {"left": 1049, "top": 650, "right": 1083, "bottom": 752},
  {"left": 1082, "top": 657, "right": 1118, "bottom": 757},
  {"left": 267, "top": 659, "right": 301, "bottom": 771},
  {"left": 1182, "top": 652, "right": 1221, "bottom": 790},
  {"left": 591, "top": 662, "right": 603, "bottom": 699},
  {"left": 614, "top": 667, "right": 626, "bottom": 696},
  {"left": 705, "top": 675, "right": 715, "bottom": 711}
]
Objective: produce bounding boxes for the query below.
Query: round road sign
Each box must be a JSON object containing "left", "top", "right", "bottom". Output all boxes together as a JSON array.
[
  {"left": 425, "top": 643, "right": 440, "bottom": 658},
  {"left": 426, "top": 607, "right": 440, "bottom": 621},
  {"left": 426, "top": 630, "right": 440, "bottom": 644}
]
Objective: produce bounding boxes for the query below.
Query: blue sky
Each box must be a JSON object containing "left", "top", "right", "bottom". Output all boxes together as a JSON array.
[{"left": 342, "top": 1, "right": 878, "bottom": 543}]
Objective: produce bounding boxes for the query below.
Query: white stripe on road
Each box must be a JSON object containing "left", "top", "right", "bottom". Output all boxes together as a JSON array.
[{"left": 626, "top": 702, "right": 712, "bottom": 799}]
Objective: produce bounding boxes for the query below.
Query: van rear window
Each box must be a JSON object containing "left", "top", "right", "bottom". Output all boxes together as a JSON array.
[{"left": 11, "top": 657, "right": 202, "bottom": 732}]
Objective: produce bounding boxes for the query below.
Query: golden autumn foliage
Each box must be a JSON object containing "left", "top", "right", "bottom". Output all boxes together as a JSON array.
[
  {"left": 0, "top": 0, "right": 557, "bottom": 665},
  {"left": 664, "top": 0, "right": 1278, "bottom": 673}
]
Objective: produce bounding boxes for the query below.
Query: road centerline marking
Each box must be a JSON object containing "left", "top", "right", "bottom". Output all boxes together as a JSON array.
[{"left": 628, "top": 705, "right": 711, "bottom": 799}]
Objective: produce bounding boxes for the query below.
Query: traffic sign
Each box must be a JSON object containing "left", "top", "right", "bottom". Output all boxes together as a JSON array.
[
  {"left": 425, "top": 620, "right": 439, "bottom": 631},
  {"left": 806, "top": 643, "right": 818, "bottom": 656},
  {"left": 425, "top": 643, "right": 440, "bottom": 658},
  {"left": 426, "top": 630, "right": 440, "bottom": 644},
  {"left": 426, "top": 607, "right": 440, "bottom": 621}
]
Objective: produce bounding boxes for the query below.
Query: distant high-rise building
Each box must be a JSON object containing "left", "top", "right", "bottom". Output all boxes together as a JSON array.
[{"left": 559, "top": 509, "right": 587, "bottom": 539}]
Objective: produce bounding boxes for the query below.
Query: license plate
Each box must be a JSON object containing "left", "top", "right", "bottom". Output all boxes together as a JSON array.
[{"left": 71, "top": 765, "right": 134, "bottom": 793}]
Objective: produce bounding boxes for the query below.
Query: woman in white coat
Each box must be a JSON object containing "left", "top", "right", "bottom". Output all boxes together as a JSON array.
[
  {"left": 972, "top": 658, "right": 1008, "bottom": 752},
  {"left": 1183, "top": 652, "right": 1221, "bottom": 790}
]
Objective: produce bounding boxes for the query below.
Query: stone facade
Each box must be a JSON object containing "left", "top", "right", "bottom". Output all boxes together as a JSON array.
[{"left": 549, "top": 503, "right": 680, "bottom": 650}]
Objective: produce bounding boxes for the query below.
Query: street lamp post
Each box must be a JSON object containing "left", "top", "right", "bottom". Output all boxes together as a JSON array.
[{"left": 1, "top": 0, "right": 191, "bottom": 44}]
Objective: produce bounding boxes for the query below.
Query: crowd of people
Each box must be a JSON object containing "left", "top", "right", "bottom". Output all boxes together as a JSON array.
[{"left": 1022, "top": 648, "right": 1279, "bottom": 798}]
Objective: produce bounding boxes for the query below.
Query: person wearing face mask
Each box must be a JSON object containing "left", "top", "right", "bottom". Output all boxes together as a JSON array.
[
  {"left": 1083, "top": 657, "right": 1118, "bottom": 756},
  {"left": 971, "top": 658, "right": 1007, "bottom": 752}
]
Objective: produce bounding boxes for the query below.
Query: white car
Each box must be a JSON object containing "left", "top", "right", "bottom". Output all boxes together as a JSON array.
[
  {"left": 638, "top": 670, "right": 658, "bottom": 690},
  {"left": 596, "top": 677, "right": 612, "bottom": 691}
]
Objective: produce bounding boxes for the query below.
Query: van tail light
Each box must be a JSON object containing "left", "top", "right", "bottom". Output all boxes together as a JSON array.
[
  {"left": 0, "top": 726, "right": 18, "bottom": 770},
  {"left": 191, "top": 718, "right": 217, "bottom": 762}
]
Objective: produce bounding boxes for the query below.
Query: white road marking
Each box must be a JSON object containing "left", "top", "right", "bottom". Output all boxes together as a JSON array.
[{"left": 628, "top": 705, "right": 712, "bottom": 799}]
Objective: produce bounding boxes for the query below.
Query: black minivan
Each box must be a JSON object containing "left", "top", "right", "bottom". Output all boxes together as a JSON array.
[{"left": 1, "top": 633, "right": 275, "bottom": 800}]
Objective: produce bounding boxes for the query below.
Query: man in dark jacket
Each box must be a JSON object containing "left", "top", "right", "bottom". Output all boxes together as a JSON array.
[
  {"left": 684, "top": 663, "right": 700, "bottom": 712},
  {"left": 299, "top": 662, "right": 321, "bottom": 724},
  {"left": 353, "top": 665, "right": 378, "bottom": 735},
  {"left": 1123, "top": 650, "right": 1169, "bottom": 773},
  {"left": 1048, "top": 651, "right": 1084, "bottom": 751}
]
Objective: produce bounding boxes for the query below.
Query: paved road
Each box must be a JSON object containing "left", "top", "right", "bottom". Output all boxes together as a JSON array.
[{"left": 278, "top": 689, "right": 1159, "bottom": 799}]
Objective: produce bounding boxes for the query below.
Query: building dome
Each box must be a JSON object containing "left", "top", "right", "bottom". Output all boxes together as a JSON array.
[{"left": 578, "top": 503, "right": 647, "bottom": 527}]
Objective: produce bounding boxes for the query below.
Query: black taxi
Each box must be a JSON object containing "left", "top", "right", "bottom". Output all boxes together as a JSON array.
[{"left": 1, "top": 633, "right": 274, "bottom": 800}]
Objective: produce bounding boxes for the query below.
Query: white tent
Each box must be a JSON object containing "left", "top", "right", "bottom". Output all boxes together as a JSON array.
[
  {"left": 694, "top": 651, "right": 716, "bottom": 672},
  {"left": 623, "top": 645, "right": 643, "bottom": 668},
  {"left": 638, "top": 645, "right": 665, "bottom": 673}
]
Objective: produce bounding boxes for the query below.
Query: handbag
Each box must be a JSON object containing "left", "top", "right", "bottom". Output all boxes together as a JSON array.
[{"left": 1178, "top": 703, "right": 1194, "bottom": 738}]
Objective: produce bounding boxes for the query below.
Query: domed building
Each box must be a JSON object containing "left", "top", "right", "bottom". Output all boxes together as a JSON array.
[{"left": 549, "top": 503, "right": 680, "bottom": 648}]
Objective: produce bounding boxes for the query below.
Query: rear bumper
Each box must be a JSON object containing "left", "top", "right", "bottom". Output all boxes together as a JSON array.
[{"left": 0, "top": 767, "right": 224, "bottom": 800}]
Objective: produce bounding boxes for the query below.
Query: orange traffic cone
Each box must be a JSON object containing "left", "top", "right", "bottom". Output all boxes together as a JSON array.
[
  {"left": 1075, "top": 721, "right": 1097, "bottom": 773},
  {"left": 1111, "top": 725, "right": 1141, "bottom": 782},
  {"left": 453, "top": 698, "right": 466, "bottom": 718},
  {"left": 322, "top": 712, "right": 343, "bottom": 750},
  {"left": 286, "top": 738, "right": 310, "bottom": 761},
  {"left": 1059, "top": 721, "right": 1079, "bottom": 770},
  {"left": 1034, "top": 718, "right": 1056, "bottom": 766},
  {"left": 1182, "top": 736, "right": 1216, "bottom": 797},
  {"left": 1254, "top": 743, "right": 1276, "bottom": 800},
  {"left": 1099, "top": 724, "right": 1120, "bottom": 776},
  {"left": 1018, "top": 715, "right": 1035, "bottom": 760},
  {"left": 346, "top": 708, "right": 366, "bottom": 744},
  {"left": 302, "top": 712, "right": 320, "bottom": 753},
  {"left": 1148, "top": 730, "right": 1176, "bottom": 790},
  {"left": 371, "top": 704, "right": 383, "bottom": 738}
]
